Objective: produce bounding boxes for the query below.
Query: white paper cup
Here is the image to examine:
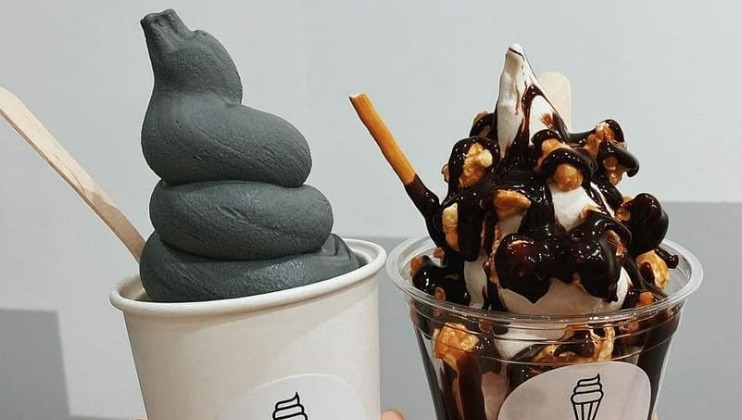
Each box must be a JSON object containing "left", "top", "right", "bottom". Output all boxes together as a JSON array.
[{"left": 111, "top": 239, "right": 385, "bottom": 420}]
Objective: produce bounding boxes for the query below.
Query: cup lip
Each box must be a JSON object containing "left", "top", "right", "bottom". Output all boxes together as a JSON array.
[
  {"left": 387, "top": 235, "right": 703, "bottom": 325},
  {"left": 110, "top": 238, "right": 386, "bottom": 317}
]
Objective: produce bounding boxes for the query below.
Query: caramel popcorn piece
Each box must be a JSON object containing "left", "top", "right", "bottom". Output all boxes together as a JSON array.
[
  {"left": 600, "top": 122, "right": 617, "bottom": 141},
  {"left": 493, "top": 190, "right": 531, "bottom": 219},
  {"left": 553, "top": 163, "right": 584, "bottom": 191},
  {"left": 459, "top": 143, "right": 494, "bottom": 188},
  {"left": 583, "top": 133, "right": 602, "bottom": 158},
  {"left": 441, "top": 142, "right": 494, "bottom": 188},
  {"left": 433, "top": 323, "right": 479, "bottom": 370},
  {"left": 536, "top": 138, "right": 563, "bottom": 168},
  {"left": 533, "top": 326, "right": 615, "bottom": 364},
  {"left": 410, "top": 255, "right": 426, "bottom": 277},
  {"left": 434, "top": 287, "right": 447, "bottom": 300},
  {"left": 582, "top": 122, "right": 614, "bottom": 157},
  {"left": 603, "top": 156, "right": 627, "bottom": 186},
  {"left": 580, "top": 122, "right": 629, "bottom": 186},
  {"left": 638, "top": 291, "right": 656, "bottom": 307},
  {"left": 636, "top": 251, "right": 670, "bottom": 290},
  {"left": 604, "top": 229, "right": 627, "bottom": 258},
  {"left": 442, "top": 204, "right": 460, "bottom": 250},
  {"left": 615, "top": 196, "right": 633, "bottom": 222},
  {"left": 536, "top": 139, "right": 583, "bottom": 191},
  {"left": 596, "top": 326, "right": 616, "bottom": 361}
]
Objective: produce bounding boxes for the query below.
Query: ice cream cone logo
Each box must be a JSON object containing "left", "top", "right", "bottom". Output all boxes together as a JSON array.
[
  {"left": 272, "top": 392, "right": 309, "bottom": 420},
  {"left": 570, "top": 374, "right": 604, "bottom": 420}
]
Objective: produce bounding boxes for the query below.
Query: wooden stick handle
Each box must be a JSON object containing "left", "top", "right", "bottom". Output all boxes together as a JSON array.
[
  {"left": 539, "top": 71, "right": 572, "bottom": 129},
  {"left": 350, "top": 93, "right": 417, "bottom": 185},
  {"left": 0, "top": 87, "right": 145, "bottom": 262}
]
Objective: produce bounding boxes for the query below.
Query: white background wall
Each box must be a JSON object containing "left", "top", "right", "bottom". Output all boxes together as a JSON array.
[{"left": 0, "top": 1, "right": 739, "bottom": 418}]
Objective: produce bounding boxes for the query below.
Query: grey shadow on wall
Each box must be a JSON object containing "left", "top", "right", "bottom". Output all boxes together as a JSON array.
[{"left": 0, "top": 309, "right": 122, "bottom": 420}]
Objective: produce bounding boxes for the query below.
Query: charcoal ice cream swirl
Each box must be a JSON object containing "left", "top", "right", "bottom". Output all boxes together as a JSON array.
[{"left": 138, "top": 9, "right": 359, "bottom": 302}]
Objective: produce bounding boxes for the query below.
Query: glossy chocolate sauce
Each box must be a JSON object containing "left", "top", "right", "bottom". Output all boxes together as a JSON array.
[
  {"left": 505, "top": 330, "right": 599, "bottom": 393},
  {"left": 409, "top": 83, "right": 672, "bottom": 309},
  {"left": 404, "top": 76, "right": 678, "bottom": 419}
]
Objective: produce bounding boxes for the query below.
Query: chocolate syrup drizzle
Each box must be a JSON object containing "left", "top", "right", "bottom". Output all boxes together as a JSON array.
[
  {"left": 404, "top": 81, "right": 679, "bottom": 420},
  {"left": 409, "top": 83, "right": 673, "bottom": 309}
]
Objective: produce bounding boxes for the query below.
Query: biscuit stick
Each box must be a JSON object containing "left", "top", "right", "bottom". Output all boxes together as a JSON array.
[
  {"left": 0, "top": 87, "right": 145, "bottom": 262},
  {"left": 350, "top": 93, "right": 441, "bottom": 226},
  {"left": 350, "top": 93, "right": 417, "bottom": 185}
]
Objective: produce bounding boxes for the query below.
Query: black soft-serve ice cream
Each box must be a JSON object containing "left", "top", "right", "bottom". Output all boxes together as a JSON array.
[{"left": 138, "top": 9, "right": 359, "bottom": 302}]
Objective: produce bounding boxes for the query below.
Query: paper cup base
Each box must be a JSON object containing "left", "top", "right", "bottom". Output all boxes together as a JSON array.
[{"left": 111, "top": 239, "right": 386, "bottom": 420}]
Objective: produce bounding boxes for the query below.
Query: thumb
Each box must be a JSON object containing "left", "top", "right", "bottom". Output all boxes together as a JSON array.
[{"left": 381, "top": 409, "right": 405, "bottom": 420}]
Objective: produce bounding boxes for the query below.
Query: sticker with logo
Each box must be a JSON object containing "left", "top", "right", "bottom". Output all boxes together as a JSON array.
[
  {"left": 498, "top": 362, "right": 650, "bottom": 420},
  {"left": 219, "top": 374, "right": 365, "bottom": 420}
]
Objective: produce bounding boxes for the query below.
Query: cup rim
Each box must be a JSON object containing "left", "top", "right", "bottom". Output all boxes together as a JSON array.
[
  {"left": 110, "top": 238, "right": 386, "bottom": 317},
  {"left": 387, "top": 235, "right": 703, "bottom": 325}
]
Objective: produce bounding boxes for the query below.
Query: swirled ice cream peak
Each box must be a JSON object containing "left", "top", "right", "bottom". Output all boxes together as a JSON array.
[
  {"left": 496, "top": 44, "right": 560, "bottom": 155},
  {"left": 406, "top": 45, "right": 676, "bottom": 316}
]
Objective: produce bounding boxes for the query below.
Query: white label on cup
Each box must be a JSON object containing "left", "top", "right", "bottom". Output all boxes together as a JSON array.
[
  {"left": 498, "top": 362, "right": 650, "bottom": 420},
  {"left": 219, "top": 374, "right": 365, "bottom": 420}
]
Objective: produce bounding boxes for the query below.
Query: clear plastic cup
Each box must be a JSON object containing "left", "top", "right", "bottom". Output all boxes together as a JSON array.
[{"left": 388, "top": 236, "right": 702, "bottom": 420}]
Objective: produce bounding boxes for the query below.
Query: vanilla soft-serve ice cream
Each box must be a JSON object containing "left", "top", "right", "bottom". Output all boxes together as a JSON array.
[{"left": 410, "top": 44, "right": 674, "bottom": 316}]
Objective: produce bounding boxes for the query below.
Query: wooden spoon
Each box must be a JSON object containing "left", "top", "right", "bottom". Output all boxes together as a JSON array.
[{"left": 0, "top": 87, "right": 145, "bottom": 261}]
